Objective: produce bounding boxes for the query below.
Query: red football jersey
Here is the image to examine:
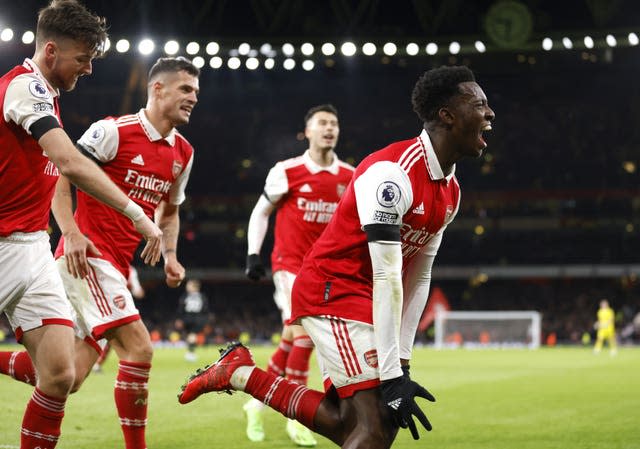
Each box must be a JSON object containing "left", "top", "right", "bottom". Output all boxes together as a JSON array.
[
  {"left": 54, "top": 110, "right": 194, "bottom": 276},
  {"left": 0, "top": 59, "right": 62, "bottom": 236},
  {"left": 291, "top": 130, "right": 460, "bottom": 323},
  {"left": 265, "top": 151, "right": 354, "bottom": 274}
]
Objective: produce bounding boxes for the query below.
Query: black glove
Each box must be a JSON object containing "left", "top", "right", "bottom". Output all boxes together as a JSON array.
[
  {"left": 401, "top": 364, "right": 410, "bottom": 378},
  {"left": 380, "top": 375, "right": 435, "bottom": 440},
  {"left": 245, "top": 254, "right": 265, "bottom": 281}
]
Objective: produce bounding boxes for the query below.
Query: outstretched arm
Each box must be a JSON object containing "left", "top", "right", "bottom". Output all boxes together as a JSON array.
[{"left": 40, "top": 128, "right": 162, "bottom": 265}]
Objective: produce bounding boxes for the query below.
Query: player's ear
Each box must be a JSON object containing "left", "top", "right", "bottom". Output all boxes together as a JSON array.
[{"left": 438, "top": 107, "right": 455, "bottom": 127}]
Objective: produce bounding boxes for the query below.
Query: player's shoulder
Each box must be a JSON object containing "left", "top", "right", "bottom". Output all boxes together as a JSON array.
[
  {"left": 111, "top": 113, "right": 140, "bottom": 129},
  {"left": 279, "top": 154, "right": 306, "bottom": 170}
]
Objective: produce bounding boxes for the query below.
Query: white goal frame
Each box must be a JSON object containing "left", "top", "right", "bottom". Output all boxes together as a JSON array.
[{"left": 434, "top": 310, "right": 542, "bottom": 349}]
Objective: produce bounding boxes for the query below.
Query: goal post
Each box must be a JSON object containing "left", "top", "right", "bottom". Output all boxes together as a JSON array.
[{"left": 434, "top": 310, "right": 542, "bottom": 349}]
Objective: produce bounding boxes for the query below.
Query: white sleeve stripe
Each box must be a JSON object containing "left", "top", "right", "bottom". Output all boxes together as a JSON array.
[{"left": 402, "top": 151, "right": 424, "bottom": 174}]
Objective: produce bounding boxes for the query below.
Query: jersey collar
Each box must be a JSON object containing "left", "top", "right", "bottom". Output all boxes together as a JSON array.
[
  {"left": 419, "top": 129, "right": 456, "bottom": 182},
  {"left": 137, "top": 108, "right": 176, "bottom": 146},
  {"left": 23, "top": 58, "right": 59, "bottom": 99},
  {"left": 303, "top": 149, "right": 340, "bottom": 175}
]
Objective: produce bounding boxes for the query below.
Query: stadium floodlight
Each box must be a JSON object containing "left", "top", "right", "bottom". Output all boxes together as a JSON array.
[
  {"left": 259, "top": 43, "right": 272, "bottom": 55},
  {"left": 406, "top": 42, "right": 419, "bottom": 55},
  {"left": 362, "top": 42, "right": 376, "bottom": 55},
  {"left": 542, "top": 37, "right": 553, "bottom": 51},
  {"left": 449, "top": 41, "right": 461, "bottom": 54},
  {"left": 283, "top": 58, "right": 296, "bottom": 70},
  {"left": 562, "top": 37, "right": 573, "bottom": 49},
  {"left": 238, "top": 42, "right": 251, "bottom": 55},
  {"left": 282, "top": 43, "right": 295, "bottom": 56},
  {"left": 186, "top": 42, "right": 200, "bottom": 55},
  {"left": 434, "top": 310, "right": 542, "bottom": 350},
  {"left": 209, "top": 56, "right": 222, "bottom": 69},
  {"left": 1, "top": 28, "right": 14, "bottom": 42},
  {"left": 301, "top": 42, "right": 314, "bottom": 56},
  {"left": 138, "top": 38, "right": 155, "bottom": 55},
  {"left": 245, "top": 57, "right": 259, "bottom": 70},
  {"left": 302, "top": 60, "right": 314, "bottom": 71},
  {"left": 583, "top": 36, "right": 594, "bottom": 49},
  {"left": 227, "top": 57, "right": 241, "bottom": 70},
  {"left": 264, "top": 58, "right": 275, "bottom": 70},
  {"left": 341, "top": 42, "right": 357, "bottom": 56},
  {"left": 321, "top": 42, "right": 336, "bottom": 56},
  {"left": 475, "top": 40, "right": 486, "bottom": 53},
  {"left": 192, "top": 56, "right": 204, "bottom": 68},
  {"left": 206, "top": 41, "right": 220, "bottom": 55},
  {"left": 629, "top": 32, "right": 639, "bottom": 46},
  {"left": 116, "top": 39, "right": 130, "bottom": 53},
  {"left": 164, "top": 40, "right": 179, "bottom": 55},
  {"left": 606, "top": 34, "right": 617, "bottom": 47},
  {"left": 22, "top": 31, "right": 34, "bottom": 44},
  {"left": 382, "top": 42, "right": 397, "bottom": 56},
  {"left": 426, "top": 42, "right": 438, "bottom": 55}
]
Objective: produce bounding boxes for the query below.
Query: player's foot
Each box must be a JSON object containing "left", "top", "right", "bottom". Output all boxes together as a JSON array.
[
  {"left": 286, "top": 419, "right": 317, "bottom": 447},
  {"left": 243, "top": 400, "right": 265, "bottom": 442},
  {"left": 92, "top": 363, "right": 103, "bottom": 373},
  {"left": 177, "top": 342, "right": 254, "bottom": 404}
]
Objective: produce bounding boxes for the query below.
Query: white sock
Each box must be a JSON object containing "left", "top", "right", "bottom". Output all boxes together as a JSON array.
[
  {"left": 231, "top": 365, "right": 256, "bottom": 390},
  {"left": 245, "top": 397, "right": 266, "bottom": 411}
]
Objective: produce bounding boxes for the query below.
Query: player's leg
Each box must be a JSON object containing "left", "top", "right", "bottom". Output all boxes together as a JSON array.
[
  {"left": 4, "top": 236, "right": 77, "bottom": 449},
  {"left": 594, "top": 329, "right": 604, "bottom": 353},
  {"left": 107, "top": 319, "right": 153, "bottom": 449}
]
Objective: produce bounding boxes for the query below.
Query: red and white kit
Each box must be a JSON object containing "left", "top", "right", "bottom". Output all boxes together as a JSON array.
[
  {"left": 292, "top": 130, "right": 460, "bottom": 397},
  {"left": 0, "top": 58, "right": 72, "bottom": 337},
  {"left": 54, "top": 109, "right": 193, "bottom": 347},
  {"left": 263, "top": 150, "right": 354, "bottom": 319}
]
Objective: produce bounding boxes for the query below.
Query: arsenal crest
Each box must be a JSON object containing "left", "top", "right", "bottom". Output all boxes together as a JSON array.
[
  {"left": 172, "top": 160, "right": 183, "bottom": 178},
  {"left": 363, "top": 349, "right": 378, "bottom": 368},
  {"left": 113, "top": 295, "right": 126, "bottom": 310},
  {"left": 336, "top": 183, "right": 346, "bottom": 197},
  {"left": 444, "top": 204, "right": 454, "bottom": 222}
]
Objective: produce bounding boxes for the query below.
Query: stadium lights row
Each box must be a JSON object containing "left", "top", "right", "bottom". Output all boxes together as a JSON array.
[{"left": 1, "top": 27, "right": 640, "bottom": 69}]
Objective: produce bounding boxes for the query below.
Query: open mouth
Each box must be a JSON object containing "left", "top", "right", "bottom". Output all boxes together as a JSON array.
[{"left": 479, "top": 123, "right": 492, "bottom": 148}]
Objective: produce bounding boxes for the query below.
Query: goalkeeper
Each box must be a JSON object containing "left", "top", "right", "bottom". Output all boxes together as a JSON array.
[
  {"left": 179, "top": 65, "right": 495, "bottom": 447},
  {"left": 594, "top": 299, "right": 617, "bottom": 355}
]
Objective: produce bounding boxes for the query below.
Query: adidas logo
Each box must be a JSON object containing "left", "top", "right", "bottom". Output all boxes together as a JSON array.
[
  {"left": 412, "top": 202, "right": 424, "bottom": 215},
  {"left": 387, "top": 398, "right": 402, "bottom": 410},
  {"left": 300, "top": 183, "right": 312, "bottom": 193},
  {"left": 131, "top": 154, "right": 145, "bottom": 166}
]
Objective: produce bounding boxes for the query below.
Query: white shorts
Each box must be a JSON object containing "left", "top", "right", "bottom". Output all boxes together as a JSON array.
[
  {"left": 57, "top": 256, "right": 139, "bottom": 353},
  {"left": 301, "top": 315, "right": 380, "bottom": 398},
  {"left": 273, "top": 270, "right": 296, "bottom": 323},
  {"left": 0, "top": 232, "right": 73, "bottom": 341}
]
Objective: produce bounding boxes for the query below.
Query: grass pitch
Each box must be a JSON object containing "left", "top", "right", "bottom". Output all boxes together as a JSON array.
[{"left": 0, "top": 344, "right": 638, "bottom": 448}]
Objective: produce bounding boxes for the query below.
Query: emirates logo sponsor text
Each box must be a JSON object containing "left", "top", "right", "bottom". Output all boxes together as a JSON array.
[
  {"left": 400, "top": 223, "right": 435, "bottom": 258},
  {"left": 43, "top": 160, "right": 59, "bottom": 176},
  {"left": 297, "top": 198, "right": 338, "bottom": 223},
  {"left": 124, "top": 169, "right": 172, "bottom": 205}
]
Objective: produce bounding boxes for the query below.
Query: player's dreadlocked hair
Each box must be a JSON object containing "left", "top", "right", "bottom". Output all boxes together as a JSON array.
[
  {"left": 411, "top": 66, "right": 476, "bottom": 124},
  {"left": 36, "top": 0, "right": 108, "bottom": 57},
  {"left": 148, "top": 56, "right": 201, "bottom": 81},
  {"left": 304, "top": 104, "right": 338, "bottom": 125}
]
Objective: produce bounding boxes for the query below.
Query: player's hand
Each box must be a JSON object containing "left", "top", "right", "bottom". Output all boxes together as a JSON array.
[
  {"left": 380, "top": 375, "right": 435, "bottom": 440},
  {"left": 133, "top": 215, "right": 163, "bottom": 266},
  {"left": 245, "top": 254, "right": 265, "bottom": 281},
  {"left": 165, "top": 257, "right": 186, "bottom": 288},
  {"left": 63, "top": 230, "right": 102, "bottom": 278}
]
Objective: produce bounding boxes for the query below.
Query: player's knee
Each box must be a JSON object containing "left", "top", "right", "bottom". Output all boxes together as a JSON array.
[{"left": 43, "top": 365, "right": 75, "bottom": 396}]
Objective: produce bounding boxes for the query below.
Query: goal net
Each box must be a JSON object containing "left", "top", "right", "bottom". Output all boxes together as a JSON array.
[{"left": 434, "top": 310, "right": 542, "bottom": 349}]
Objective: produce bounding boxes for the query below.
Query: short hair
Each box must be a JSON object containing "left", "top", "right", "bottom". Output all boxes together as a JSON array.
[
  {"left": 411, "top": 66, "right": 476, "bottom": 124},
  {"left": 148, "top": 57, "right": 200, "bottom": 82},
  {"left": 304, "top": 104, "right": 338, "bottom": 125},
  {"left": 36, "top": 0, "right": 108, "bottom": 57}
]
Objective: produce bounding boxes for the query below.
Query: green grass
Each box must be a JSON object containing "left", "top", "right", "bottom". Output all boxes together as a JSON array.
[{"left": 1, "top": 344, "right": 638, "bottom": 448}]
